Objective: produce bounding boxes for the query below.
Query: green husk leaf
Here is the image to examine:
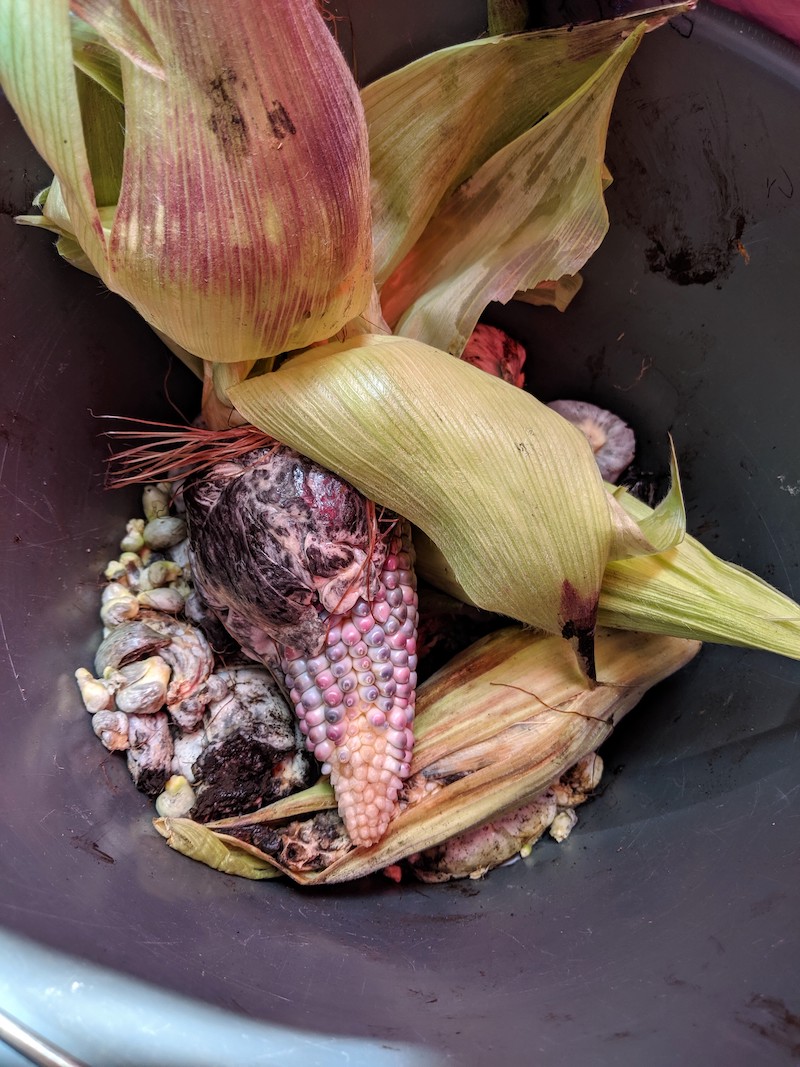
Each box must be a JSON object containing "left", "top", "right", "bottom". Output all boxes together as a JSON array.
[
  {"left": 153, "top": 817, "right": 282, "bottom": 879},
  {"left": 70, "top": 13, "right": 124, "bottom": 103},
  {"left": 0, "top": 0, "right": 108, "bottom": 274},
  {"left": 55, "top": 232, "right": 101, "bottom": 274},
  {"left": 607, "top": 439, "right": 685, "bottom": 559},
  {"left": 414, "top": 482, "right": 800, "bottom": 661},
  {"left": 17, "top": 174, "right": 113, "bottom": 274},
  {"left": 74, "top": 66, "right": 124, "bottom": 208},
  {"left": 71, "top": 0, "right": 165, "bottom": 79},
  {"left": 230, "top": 334, "right": 657, "bottom": 677},
  {"left": 599, "top": 489, "right": 800, "bottom": 658},
  {"left": 631, "top": 440, "right": 686, "bottom": 552},
  {"left": 380, "top": 26, "right": 644, "bottom": 355}
]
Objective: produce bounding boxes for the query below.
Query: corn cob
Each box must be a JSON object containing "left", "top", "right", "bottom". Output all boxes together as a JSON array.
[
  {"left": 277, "top": 522, "right": 418, "bottom": 847},
  {"left": 182, "top": 444, "right": 419, "bottom": 847}
]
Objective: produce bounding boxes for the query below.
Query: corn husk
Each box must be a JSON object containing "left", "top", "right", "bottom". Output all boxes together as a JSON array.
[
  {"left": 155, "top": 626, "right": 700, "bottom": 883},
  {"left": 514, "top": 273, "right": 584, "bottom": 313},
  {"left": 598, "top": 487, "right": 800, "bottom": 657},
  {"left": 154, "top": 817, "right": 282, "bottom": 881},
  {"left": 378, "top": 27, "right": 642, "bottom": 355},
  {"left": 364, "top": 8, "right": 689, "bottom": 292},
  {"left": 416, "top": 484, "right": 800, "bottom": 660},
  {"left": 69, "top": 12, "right": 124, "bottom": 102},
  {"left": 0, "top": 0, "right": 373, "bottom": 364},
  {"left": 230, "top": 334, "right": 685, "bottom": 677},
  {"left": 369, "top": 11, "right": 701, "bottom": 355}
]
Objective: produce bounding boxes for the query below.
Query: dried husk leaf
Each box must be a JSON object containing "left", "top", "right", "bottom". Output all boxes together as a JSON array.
[
  {"left": 514, "top": 273, "right": 583, "bottom": 312},
  {"left": 209, "top": 779, "right": 338, "bottom": 832},
  {"left": 364, "top": 6, "right": 690, "bottom": 287},
  {"left": 230, "top": 333, "right": 623, "bottom": 673},
  {"left": 379, "top": 27, "right": 643, "bottom": 355},
  {"left": 188, "top": 627, "right": 699, "bottom": 884}
]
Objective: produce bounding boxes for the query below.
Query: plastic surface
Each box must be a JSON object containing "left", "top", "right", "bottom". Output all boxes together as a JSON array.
[{"left": 1, "top": 5, "right": 799, "bottom": 1065}]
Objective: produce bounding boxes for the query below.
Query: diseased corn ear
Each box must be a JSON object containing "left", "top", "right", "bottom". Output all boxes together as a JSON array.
[
  {"left": 229, "top": 333, "right": 667, "bottom": 678},
  {"left": 170, "top": 627, "right": 699, "bottom": 884}
]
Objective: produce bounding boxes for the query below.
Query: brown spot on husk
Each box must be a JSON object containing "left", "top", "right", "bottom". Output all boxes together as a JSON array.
[
  {"left": 266, "top": 100, "right": 296, "bottom": 140},
  {"left": 207, "top": 68, "right": 249, "bottom": 153}
]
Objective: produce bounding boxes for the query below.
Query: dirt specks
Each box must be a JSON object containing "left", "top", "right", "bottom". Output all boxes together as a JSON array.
[
  {"left": 737, "top": 994, "right": 800, "bottom": 1057},
  {"left": 609, "top": 89, "right": 749, "bottom": 288}
]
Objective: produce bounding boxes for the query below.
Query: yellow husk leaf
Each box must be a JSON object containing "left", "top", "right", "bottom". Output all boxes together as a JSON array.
[
  {"left": 153, "top": 816, "right": 281, "bottom": 880},
  {"left": 186, "top": 627, "right": 699, "bottom": 884}
]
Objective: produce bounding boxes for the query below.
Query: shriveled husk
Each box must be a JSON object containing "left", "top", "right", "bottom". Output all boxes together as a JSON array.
[
  {"left": 416, "top": 485, "right": 800, "bottom": 661},
  {"left": 378, "top": 26, "right": 644, "bottom": 355},
  {"left": 364, "top": 7, "right": 690, "bottom": 290},
  {"left": 514, "top": 273, "right": 584, "bottom": 313},
  {"left": 229, "top": 334, "right": 683, "bottom": 677},
  {"left": 0, "top": 0, "right": 373, "bottom": 364},
  {"left": 155, "top": 627, "right": 700, "bottom": 883},
  {"left": 365, "top": 8, "right": 687, "bottom": 355}
]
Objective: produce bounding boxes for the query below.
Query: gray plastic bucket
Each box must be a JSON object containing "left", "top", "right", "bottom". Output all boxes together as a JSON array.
[{"left": 1, "top": 5, "right": 798, "bottom": 1065}]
